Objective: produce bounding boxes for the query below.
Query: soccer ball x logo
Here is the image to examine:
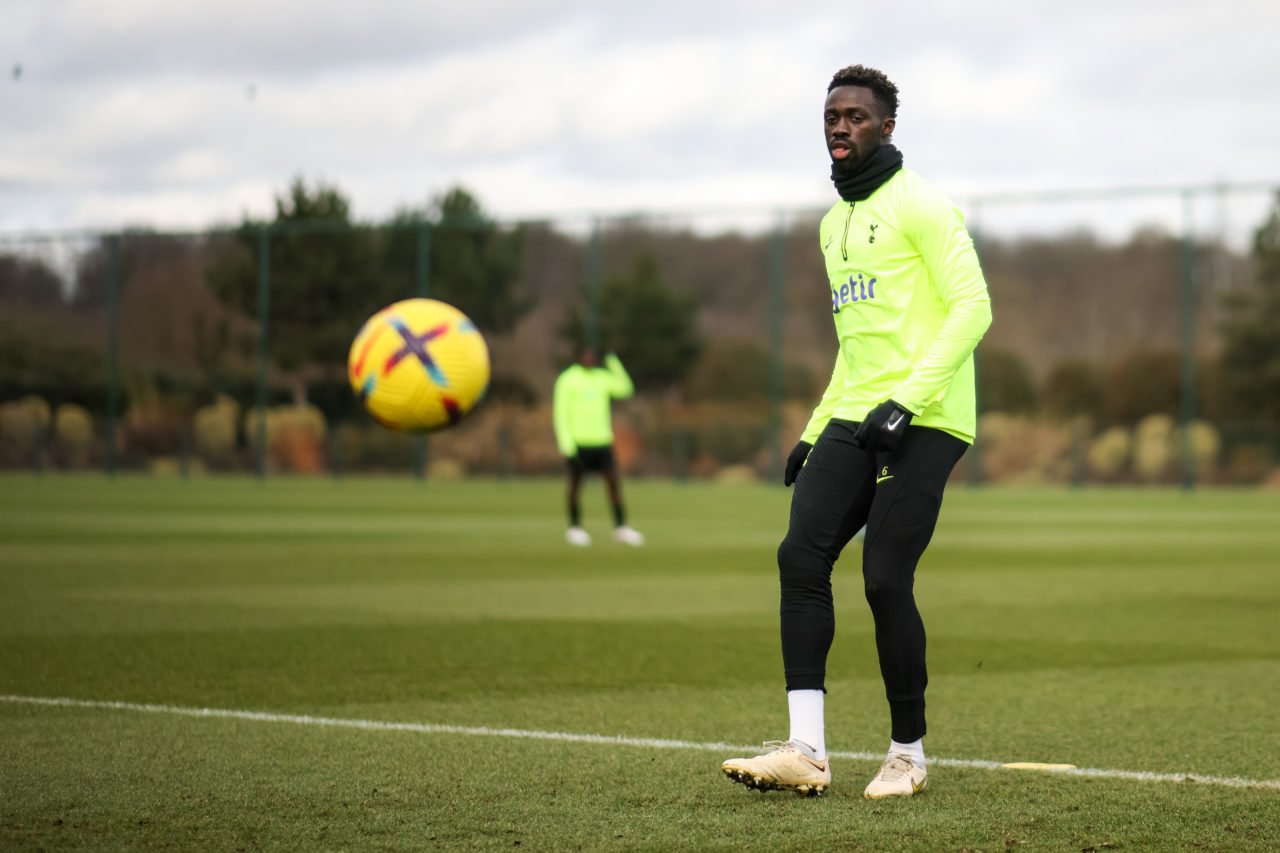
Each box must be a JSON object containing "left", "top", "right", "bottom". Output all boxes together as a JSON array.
[{"left": 383, "top": 318, "right": 450, "bottom": 386}]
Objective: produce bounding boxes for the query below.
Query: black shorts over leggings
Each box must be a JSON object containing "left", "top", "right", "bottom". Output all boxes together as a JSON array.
[{"left": 568, "top": 445, "right": 616, "bottom": 474}]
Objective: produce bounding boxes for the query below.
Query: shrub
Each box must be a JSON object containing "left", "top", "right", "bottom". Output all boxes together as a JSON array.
[
  {"left": 1175, "top": 420, "right": 1221, "bottom": 479},
  {"left": 1087, "top": 426, "right": 1132, "bottom": 479},
  {"left": 244, "top": 403, "right": 327, "bottom": 474},
  {"left": 194, "top": 395, "right": 240, "bottom": 468},
  {"left": 54, "top": 403, "right": 94, "bottom": 468},
  {"left": 1133, "top": 414, "right": 1176, "bottom": 481},
  {"left": 975, "top": 413, "right": 1072, "bottom": 484},
  {"left": 0, "top": 395, "right": 52, "bottom": 465}
]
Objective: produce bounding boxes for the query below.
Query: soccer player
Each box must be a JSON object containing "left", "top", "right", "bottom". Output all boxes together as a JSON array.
[
  {"left": 721, "top": 65, "right": 992, "bottom": 798},
  {"left": 553, "top": 345, "right": 644, "bottom": 547}
]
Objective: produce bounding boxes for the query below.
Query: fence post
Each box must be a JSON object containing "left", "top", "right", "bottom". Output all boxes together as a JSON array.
[
  {"left": 254, "top": 226, "right": 271, "bottom": 479},
  {"left": 967, "top": 201, "right": 984, "bottom": 487},
  {"left": 415, "top": 221, "right": 432, "bottom": 298},
  {"left": 104, "top": 233, "right": 121, "bottom": 477},
  {"left": 1071, "top": 418, "right": 1088, "bottom": 488},
  {"left": 585, "top": 218, "right": 602, "bottom": 349},
  {"left": 1178, "top": 190, "right": 1198, "bottom": 490},
  {"left": 33, "top": 421, "right": 46, "bottom": 475},
  {"left": 179, "top": 425, "right": 191, "bottom": 479},
  {"left": 498, "top": 422, "right": 511, "bottom": 480},
  {"left": 673, "top": 429, "right": 689, "bottom": 484},
  {"left": 413, "top": 221, "right": 432, "bottom": 481},
  {"left": 330, "top": 428, "right": 344, "bottom": 481},
  {"left": 768, "top": 214, "right": 786, "bottom": 479}
]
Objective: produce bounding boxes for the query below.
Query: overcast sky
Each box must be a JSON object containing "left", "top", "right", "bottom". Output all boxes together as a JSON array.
[{"left": 4, "top": 0, "right": 1279, "bottom": 239}]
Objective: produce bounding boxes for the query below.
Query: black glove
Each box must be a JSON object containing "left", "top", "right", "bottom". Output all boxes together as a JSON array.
[
  {"left": 783, "top": 441, "right": 813, "bottom": 487},
  {"left": 852, "top": 400, "right": 913, "bottom": 451}
]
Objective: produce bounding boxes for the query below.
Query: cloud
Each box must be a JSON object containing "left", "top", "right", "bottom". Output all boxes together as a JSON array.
[
  {"left": 2, "top": 0, "right": 1278, "bottom": 235},
  {"left": 14, "top": 0, "right": 589, "bottom": 77}
]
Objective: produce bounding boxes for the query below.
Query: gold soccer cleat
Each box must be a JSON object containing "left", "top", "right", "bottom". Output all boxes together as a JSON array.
[
  {"left": 863, "top": 753, "right": 927, "bottom": 799},
  {"left": 721, "top": 740, "right": 831, "bottom": 797},
  {"left": 613, "top": 526, "right": 645, "bottom": 546}
]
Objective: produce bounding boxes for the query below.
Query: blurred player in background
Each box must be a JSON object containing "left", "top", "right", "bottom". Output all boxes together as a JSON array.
[
  {"left": 553, "top": 345, "right": 644, "bottom": 547},
  {"left": 721, "top": 64, "right": 992, "bottom": 799}
]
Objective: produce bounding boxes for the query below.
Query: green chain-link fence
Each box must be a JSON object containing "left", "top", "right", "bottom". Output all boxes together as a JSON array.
[{"left": 1, "top": 180, "right": 1277, "bottom": 487}]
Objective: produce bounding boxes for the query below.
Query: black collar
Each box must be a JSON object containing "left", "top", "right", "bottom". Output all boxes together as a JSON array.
[{"left": 831, "top": 143, "right": 903, "bottom": 202}]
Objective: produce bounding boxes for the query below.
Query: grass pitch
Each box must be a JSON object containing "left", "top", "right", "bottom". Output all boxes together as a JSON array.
[{"left": 1, "top": 475, "right": 1278, "bottom": 851}]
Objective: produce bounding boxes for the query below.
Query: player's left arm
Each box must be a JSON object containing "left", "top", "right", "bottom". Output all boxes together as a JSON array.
[
  {"left": 890, "top": 190, "right": 993, "bottom": 414},
  {"left": 603, "top": 352, "right": 635, "bottom": 400}
]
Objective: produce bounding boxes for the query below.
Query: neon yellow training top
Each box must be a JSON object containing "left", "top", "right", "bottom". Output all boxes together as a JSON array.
[
  {"left": 553, "top": 354, "right": 634, "bottom": 456},
  {"left": 802, "top": 168, "right": 993, "bottom": 445}
]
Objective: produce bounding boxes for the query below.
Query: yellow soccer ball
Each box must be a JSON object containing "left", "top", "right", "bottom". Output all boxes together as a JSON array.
[{"left": 347, "top": 298, "right": 490, "bottom": 432}]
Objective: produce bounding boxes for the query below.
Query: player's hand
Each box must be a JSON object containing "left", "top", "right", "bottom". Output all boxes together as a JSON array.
[
  {"left": 566, "top": 454, "right": 584, "bottom": 474},
  {"left": 783, "top": 441, "right": 813, "bottom": 487},
  {"left": 852, "top": 400, "right": 913, "bottom": 451}
]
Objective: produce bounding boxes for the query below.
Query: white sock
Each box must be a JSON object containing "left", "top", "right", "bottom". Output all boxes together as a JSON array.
[
  {"left": 787, "top": 690, "right": 826, "bottom": 759},
  {"left": 890, "top": 738, "right": 926, "bottom": 766}
]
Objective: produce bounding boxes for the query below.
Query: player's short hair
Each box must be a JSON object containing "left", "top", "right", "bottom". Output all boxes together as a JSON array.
[{"left": 827, "top": 65, "right": 899, "bottom": 118}]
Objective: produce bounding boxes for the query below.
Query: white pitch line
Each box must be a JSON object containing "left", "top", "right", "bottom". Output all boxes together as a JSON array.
[{"left": 3, "top": 694, "right": 1277, "bottom": 791}]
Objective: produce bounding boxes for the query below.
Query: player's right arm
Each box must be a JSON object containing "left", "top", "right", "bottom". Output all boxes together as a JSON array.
[
  {"left": 552, "top": 370, "right": 577, "bottom": 457},
  {"left": 799, "top": 353, "right": 849, "bottom": 445}
]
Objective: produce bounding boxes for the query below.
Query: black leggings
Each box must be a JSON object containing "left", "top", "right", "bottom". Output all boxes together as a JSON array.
[{"left": 777, "top": 419, "right": 966, "bottom": 743}]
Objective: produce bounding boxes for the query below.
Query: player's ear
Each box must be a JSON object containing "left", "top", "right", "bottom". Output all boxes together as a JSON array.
[{"left": 881, "top": 116, "right": 895, "bottom": 142}]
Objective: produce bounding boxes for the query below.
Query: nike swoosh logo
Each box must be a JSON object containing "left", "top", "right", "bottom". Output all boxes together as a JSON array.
[
  {"left": 886, "top": 411, "right": 906, "bottom": 431},
  {"left": 876, "top": 475, "right": 894, "bottom": 485},
  {"left": 912, "top": 777, "right": 926, "bottom": 794}
]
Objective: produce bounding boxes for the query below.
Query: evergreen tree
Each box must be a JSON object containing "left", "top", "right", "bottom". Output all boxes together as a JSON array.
[
  {"left": 384, "top": 186, "right": 528, "bottom": 333},
  {"left": 561, "top": 252, "right": 703, "bottom": 392},
  {"left": 1219, "top": 193, "right": 1280, "bottom": 426},
  {"left": 206, "top": 178, "right": 398, "bottom": 401}
]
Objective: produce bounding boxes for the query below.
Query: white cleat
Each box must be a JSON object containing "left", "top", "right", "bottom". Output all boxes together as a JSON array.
[
  {"left": 565, "top": 526, "right": 592, "bottom": 547},
  {"left": 863, "top": 753, "right": 928, "bottom": 799},
  {"left": 613, "top": 526, "right": 645, "bottom": 546},
  {"left": 721, "top": 740, "right": 831, "bottom": 797}
]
